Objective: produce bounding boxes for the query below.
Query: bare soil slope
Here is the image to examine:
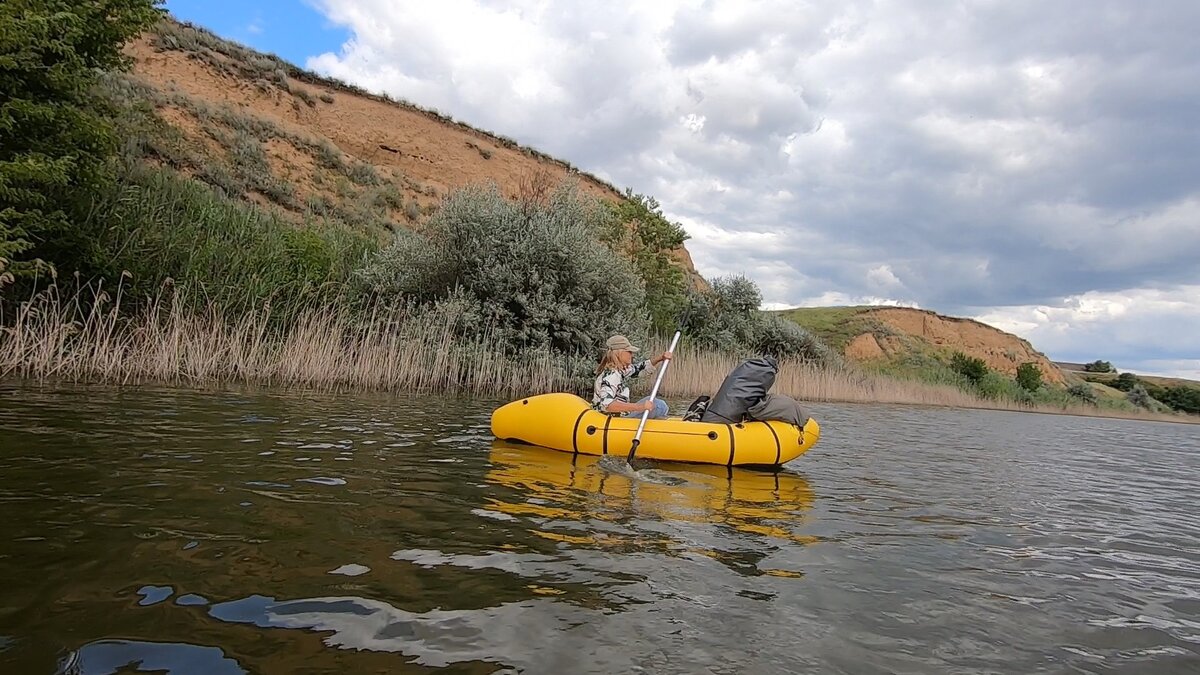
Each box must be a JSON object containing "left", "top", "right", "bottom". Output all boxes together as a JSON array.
[
  {"left": 784, "top": 306, "right": 1066, "bottom": 385},
  {"left": 865, "top": 308, "right": 1065, "bottom": 384},
  {"left": 120, "top": 19, "right": 706, "bottom": 287}
]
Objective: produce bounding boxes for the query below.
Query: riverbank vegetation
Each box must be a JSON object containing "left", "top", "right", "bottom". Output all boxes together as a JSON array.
[
  {"left": 777, "top": 307, "right": 1200, "bottom": 419},
  {"left": 1, "top": 2, "right": 1194, "bottom": 424},
  {"left": 4, "top": 280, "right": 1189, "bottom": 423}
]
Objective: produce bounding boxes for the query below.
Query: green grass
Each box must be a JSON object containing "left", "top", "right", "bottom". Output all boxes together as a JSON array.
[
  {"left": 1085, "top": 380, "right": 1129, "bottom": 401},
  {"left": 865, "top": 344, "right": 961, "bottom": 384},
  {"left": 66, "top": 160, "right": 378, "bottom": 318},
  {"left": 771, "top": 305, "right": 882, "bottom": 351},
  {"left": 96, "top": 70, "right": 409, "bottom": 240}
]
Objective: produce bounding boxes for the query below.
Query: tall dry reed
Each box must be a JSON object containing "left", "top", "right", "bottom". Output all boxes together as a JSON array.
[
  {"left": 1, "top": 283, "right": 1192, "bottom": 423},
  {"left": 0, "top": 282, "right": 578, "bottom": 397},
  {"left": 648, "top": 344, "right": 1192, "bottom": 424}
]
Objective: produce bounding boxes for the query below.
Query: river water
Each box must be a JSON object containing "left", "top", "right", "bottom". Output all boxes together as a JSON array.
[{"left": 0, "top": 383, "right": 1196, "bottom": 674}]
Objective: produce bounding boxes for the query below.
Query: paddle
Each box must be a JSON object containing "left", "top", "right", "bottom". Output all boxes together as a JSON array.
[{"left": 626, "top": 329, "right": 682, "bottom": 464}]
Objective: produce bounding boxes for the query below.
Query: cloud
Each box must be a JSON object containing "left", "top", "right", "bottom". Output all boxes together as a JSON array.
[
  {"left": 972, "top": 285, "right": 1200, "bottom": 376},
  {"left": 305, "top": 0, "right": 1200, "bottom": 375}
]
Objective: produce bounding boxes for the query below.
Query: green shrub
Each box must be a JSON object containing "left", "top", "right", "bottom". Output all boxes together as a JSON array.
[
  {"left": 1160, "top": 386, "right": 1200, "bottom": 415},
  {"left": 1083, "top": 360, "right": 1114, "bottom": 373},
  {"left": 347, "top": 162, "right": 381, "bottom": 186},
  {"left": 403, "top": 199, "right": 421, "bottom": 221},
  {"left": 951, "top": 352, "right": 989, "bottom": 383},
  {"left": 1016, "top": 362, "right": 1043, "bottom": 392},
  {"left": 755, "top": 313, "right": 841, "bottom": 364},
  {"left": 356, "top": 182, "right": 648, "bottom": 355},
  {"left": 70, "top": 162, "right": 375, "bottom": 315},
  {"left": 0, "top": 0, "right": 163, "bottom": 275},
  {"left": 1126, "top": 384, "right": 1152, "bottom": 409},
  {"left": 675, "top": 276, "right": 840, "bottom": 366},
  {"left": 976, "top": 370, "right": 1028, "bottom": 402},
  {"left": 1067, "top": 382, "right": 1098, "bottom": 404},
  {"left": 1112, "top": 372, "right": 1139, "bottom": 391},
  {"left": 293, "top": 88, "right": 317, "bottom": 108},
  {"left": 602, "top": 190, "right": 690, "bottom": 334},
  {"left": 679, "top": 275, "right": 758, "bottom": 352}
]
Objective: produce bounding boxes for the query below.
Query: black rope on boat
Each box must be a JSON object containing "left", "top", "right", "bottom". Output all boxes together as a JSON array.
[
  {"left": 570, "top": 409, "right": 587, "bottom": 455},
  {"left": 725, "top": 423, "right": 736, "bottom": 466},
  {"left": 765, "top": 422, "right": 781, "bottom": 465}
]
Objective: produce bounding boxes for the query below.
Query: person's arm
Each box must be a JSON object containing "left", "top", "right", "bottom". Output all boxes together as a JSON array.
[
  {"left": 606, "top": 399, "right": 655, "bottom": 413},
  {"left": 629, "top": 351, "right": 673, "bottom": 378}
]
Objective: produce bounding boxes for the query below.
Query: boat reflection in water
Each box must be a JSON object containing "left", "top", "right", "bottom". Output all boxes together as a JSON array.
[{"left": 484, "top": 440, "right": 818, "bottom": 572}]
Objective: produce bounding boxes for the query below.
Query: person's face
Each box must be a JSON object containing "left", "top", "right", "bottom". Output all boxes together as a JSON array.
[{"left": 618, "top": 349, "right": 634, "bottom": 367}]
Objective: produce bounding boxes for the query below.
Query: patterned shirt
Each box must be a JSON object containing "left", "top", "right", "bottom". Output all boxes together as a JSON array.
[{"left": 592, "top": 360, "right": 654, "bottom": 413}]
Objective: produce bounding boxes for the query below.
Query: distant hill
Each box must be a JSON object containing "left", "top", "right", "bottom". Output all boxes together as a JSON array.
[
  {"left": 1055, "top": 363, "right": 1200, "bottom": 390},
  {"left": 775, "top": 305, "right": 1067, "bottom": 385}
]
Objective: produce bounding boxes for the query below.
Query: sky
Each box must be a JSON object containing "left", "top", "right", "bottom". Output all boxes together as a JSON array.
[{"left": 163, "top": 0, "right": 1200, "bottom": 379}]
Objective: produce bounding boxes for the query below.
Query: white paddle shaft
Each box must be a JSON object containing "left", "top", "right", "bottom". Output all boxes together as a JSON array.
[{"left": 631, "top": 330, "right": 682, "bottom": 444}]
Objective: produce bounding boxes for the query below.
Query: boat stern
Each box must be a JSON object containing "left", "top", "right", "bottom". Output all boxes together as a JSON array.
[
  {"left": 776, "top": 417, "right": 821, "bottom": 464},
  {"left": 801, "top": 417, "right": 821, "bottom": 453}
]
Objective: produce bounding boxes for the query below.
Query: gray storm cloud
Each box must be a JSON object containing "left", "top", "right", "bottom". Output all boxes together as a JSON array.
[{"left": 307, "top": 0, "right": 1200, "bottom": 374}]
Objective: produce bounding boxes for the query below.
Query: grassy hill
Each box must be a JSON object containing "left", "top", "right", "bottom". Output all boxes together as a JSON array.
[
  {"left": 2, "top": 6, "right": 765, "bottom": 396},
  {"left": 774, "top": 305, "right": 1066, "bottom": 383},
  {"left": 97, "top": 17, "right": 707, "bottom": 292},
  {"left": 1056, "top": 362, "right": 1200, "bottom": 390},
  {"left": 2, "top": 12, "right": 712, "bottom": 325},
  {"left": 771, "top": 306, "right": 882, "bottom": 352},
  {"left": 776, "top": 305, "right": 1199, "bottom": 417}
]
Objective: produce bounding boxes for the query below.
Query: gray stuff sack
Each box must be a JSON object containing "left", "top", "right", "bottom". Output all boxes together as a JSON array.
[
  {"left": 746, "top": 393, "right": 810, "bottom": 430},
  {"left": 700, "top": 356, "right": 779, "bottom": 424}
]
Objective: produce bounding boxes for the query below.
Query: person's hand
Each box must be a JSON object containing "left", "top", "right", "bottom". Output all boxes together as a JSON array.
[
  {"left": 644, "top": 400, "right": 655, "bottom": 412},
  {"left": 656, "top": 351, "right": 673, "bottom": 365}
]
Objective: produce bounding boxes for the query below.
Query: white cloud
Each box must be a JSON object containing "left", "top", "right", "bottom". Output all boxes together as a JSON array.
[
  {"left": 866, "top": 264, "right": 904, "bottom": 291},
  {"left": 772, "top": 292, "right": 920, "bottom": 311},
  {"left": 1129, "top": 359, "right": 1200, "bottom": 380},
  {"left": 305, "top": 0, "right": 1200, "bottom": 377},
  {"left": 972, "top": 285, "right": 1200, "bottom": 376}
]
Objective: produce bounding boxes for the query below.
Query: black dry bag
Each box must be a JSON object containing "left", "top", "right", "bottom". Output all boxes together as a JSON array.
[{"left": 700, "top": 356, "right": 779, "bottom": 424}]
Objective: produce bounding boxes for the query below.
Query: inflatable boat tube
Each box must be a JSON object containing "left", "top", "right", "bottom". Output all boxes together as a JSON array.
[{"left": 490, "top": 392, "right": 820, "bottom": 467}]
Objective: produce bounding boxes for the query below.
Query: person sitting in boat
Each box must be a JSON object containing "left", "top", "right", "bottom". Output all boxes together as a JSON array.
[{"left": 592, "top": 334, "right": 673, "bottom": 419}]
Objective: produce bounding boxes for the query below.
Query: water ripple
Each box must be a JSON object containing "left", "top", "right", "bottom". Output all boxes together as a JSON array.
[{"left": 1, "top": 384, "right": 1197, "bottom": 673}]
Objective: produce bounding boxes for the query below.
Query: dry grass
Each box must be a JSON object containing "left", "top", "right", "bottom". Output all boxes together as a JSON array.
[
  {"left": 660, "top": 349, "right": 984, "bottom": 406},
  {"left": 649, "top": 344, "right": 1196, "bottom": 424},
  {"left": 1, "top": 284, "right": 1194, "bottom": 424},
  {"left": 0, "top": 283, "right": 576, "bottom": 397}
]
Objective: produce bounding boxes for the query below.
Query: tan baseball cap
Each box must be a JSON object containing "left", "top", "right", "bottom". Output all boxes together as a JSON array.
[{"left": 605, "top": 335, "right": 640, "bottom": 352}]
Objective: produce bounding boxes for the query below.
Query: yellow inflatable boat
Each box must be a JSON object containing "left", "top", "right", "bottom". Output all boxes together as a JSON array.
[{"left": 489, "top": 392, "right": 820, "bottom": 467}]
